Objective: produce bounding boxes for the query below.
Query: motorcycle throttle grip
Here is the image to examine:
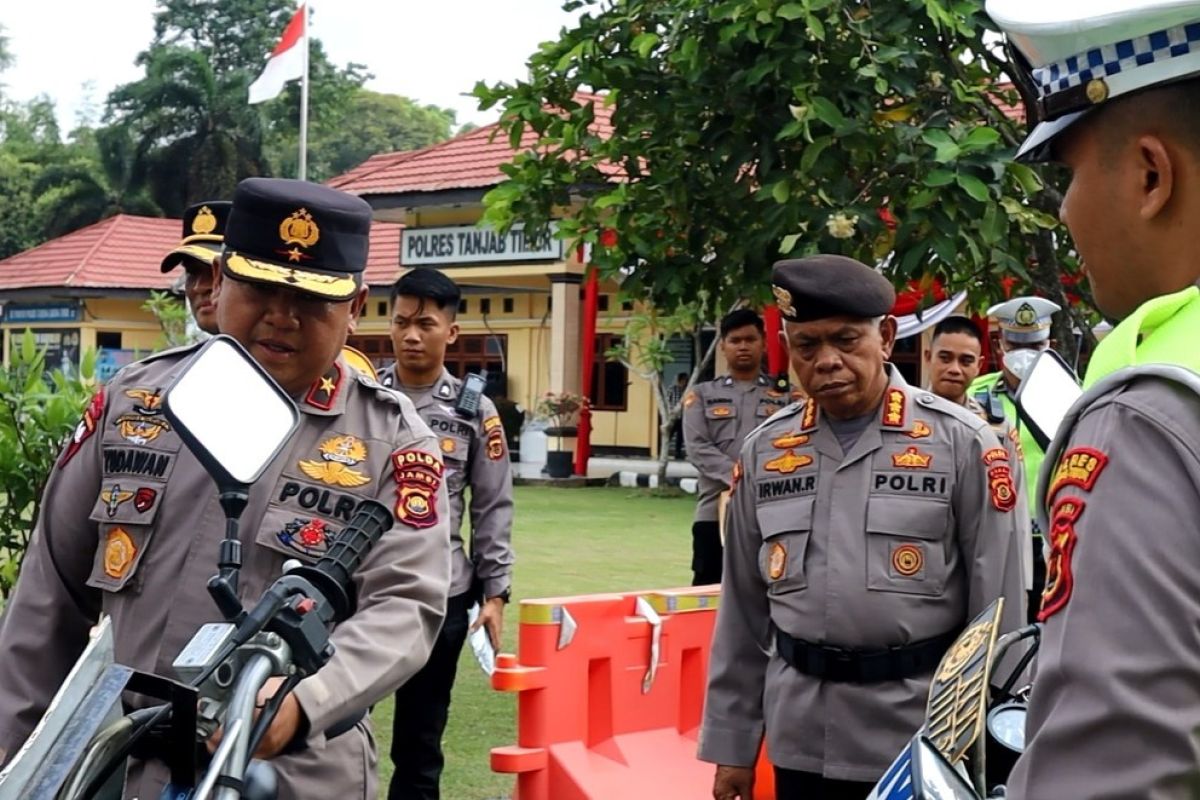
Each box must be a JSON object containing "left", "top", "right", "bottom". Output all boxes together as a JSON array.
[{"left": 292, "top": 499, "right": 393, "bottom": 622}]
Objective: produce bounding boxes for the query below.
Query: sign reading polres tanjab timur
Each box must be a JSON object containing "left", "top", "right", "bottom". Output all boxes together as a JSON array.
[{"left": 402, "top": 223, "right": 563, "bottom": 266}]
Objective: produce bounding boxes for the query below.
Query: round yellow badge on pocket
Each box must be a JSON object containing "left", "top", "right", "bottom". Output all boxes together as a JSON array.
[
  {"left": 891, "top": 543, "right": 923, "bottom": 577},
  {"left": 104, "top": 527, "right": 137, "bottom": 579}
]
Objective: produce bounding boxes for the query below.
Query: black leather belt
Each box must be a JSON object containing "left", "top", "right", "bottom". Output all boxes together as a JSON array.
[{"left": 775, "top": 627, "right": 960, "bottom": 684}]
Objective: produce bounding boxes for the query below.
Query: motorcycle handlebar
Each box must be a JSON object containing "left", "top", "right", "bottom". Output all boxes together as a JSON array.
[{"left": 287, "top": 499, "right": 393, "bottom": 623}]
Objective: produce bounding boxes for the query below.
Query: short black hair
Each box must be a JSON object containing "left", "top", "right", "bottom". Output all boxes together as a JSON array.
[
  {"left": 720, "top": 309, "right": 765, "bottom": 338},
  {"left": 931, "top": 315, "right": 983, "bottom": 344},
  {"left": 390, "top": 268, "right": 461, "bottom": 318}
]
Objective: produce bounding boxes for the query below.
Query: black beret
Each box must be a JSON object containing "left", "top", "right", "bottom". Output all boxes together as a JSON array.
[
  {"left": 222, "top": 177, "right": 373, "bottom": 300},
  {"left": 160, "top": 200, "right": 231, "bottom": 273},
  {"left": 771, "top": 255, "right": 896, "bottom": 323}
]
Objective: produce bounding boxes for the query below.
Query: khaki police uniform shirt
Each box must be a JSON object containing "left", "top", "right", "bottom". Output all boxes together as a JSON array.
[
  {"left": 1008, "top": 376, "right": 1200, "bottom": 800},
  {"left": 966, "top": 395, "right": 1034, "bottom": 591},
  {"left": 682, "top": 374, "right": 791, "bottom": 523},
  {"left": 380, "top": 366, "right": 514, "bottom": 600},
  {"left": 698, "top": 367, "right": 1026, "bottom": 782},
  {"left": 0, "top": 347, "right": 452, "bottom": 800}
]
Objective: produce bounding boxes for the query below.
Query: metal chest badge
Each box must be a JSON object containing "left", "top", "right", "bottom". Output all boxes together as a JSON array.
[
  {"left": 391, "top": 449, "right": 444, "bottom": 529},
  {"left": 299, "top": 434, "right": 371, "bottom": 488},
  {"left": 891, "top": 447, "right": 932, "bottom": 469},
  {"left": 100, "top": 484, "right": 135, "bottom": 518},
  {"left": 114, "top": 388, "right": 171, "bottom": 445},
  {"left": 768, "top": 541, "right": 787, "bottom": 580},
  {"left": 764, "top": 450, "right": 814, "bottom": 474}
]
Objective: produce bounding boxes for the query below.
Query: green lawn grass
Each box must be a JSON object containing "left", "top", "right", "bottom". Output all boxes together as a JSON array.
[{"left": 371, "top": 485, "right": 696, "bottom": 800}]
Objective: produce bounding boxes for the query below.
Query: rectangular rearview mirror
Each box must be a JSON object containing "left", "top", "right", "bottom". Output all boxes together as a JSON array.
[
  {"left": 1013, "top": 350, "right": 1081, "bottom": 452},
  {"left": 164, "top": 335, "right": 300, "bottom": 488}
]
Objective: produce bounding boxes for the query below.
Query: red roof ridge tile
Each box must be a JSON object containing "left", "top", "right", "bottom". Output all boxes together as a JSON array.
[{"left": 70, "top": 215, "right": 129, "bottom": 287}]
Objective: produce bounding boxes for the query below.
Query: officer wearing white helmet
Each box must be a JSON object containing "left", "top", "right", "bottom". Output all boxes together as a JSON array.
[
  {"left": 987, "top": 0, "right": 1200, "bottom": 796},
  {"left": 968, "top": 295, "right": 1060, "bottom": 617}
]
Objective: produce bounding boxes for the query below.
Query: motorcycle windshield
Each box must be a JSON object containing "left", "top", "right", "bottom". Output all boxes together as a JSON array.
[
  {"left": 867, "top": 739, "right": 917, "bottom": 800},
  {"left": 866, "top": 736, "right": 978, "bottom": 800}
]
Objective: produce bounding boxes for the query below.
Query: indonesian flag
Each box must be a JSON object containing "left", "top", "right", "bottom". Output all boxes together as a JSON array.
[{"left": 248, "top": 5, "right": 307, "bottom": 104}]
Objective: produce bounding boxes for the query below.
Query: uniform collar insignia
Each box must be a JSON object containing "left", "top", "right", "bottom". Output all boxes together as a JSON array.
[
  {"left": 881, "top": 387, "right": 906, "bottom": 428},
  {"left": 799, "top": 399, "right": 819, "bottom": 432},
  {"left": 722, "top": 376, "right": 734, "bottom": 387},
  {"left": 437, "top": 382, "right": 455, "bottom": 400},
  {"left": 304, "top": 361, "right": 344, "bottom": 412},
  {"left": 757, "top": 374, "right": 769, "bottom": 386}
]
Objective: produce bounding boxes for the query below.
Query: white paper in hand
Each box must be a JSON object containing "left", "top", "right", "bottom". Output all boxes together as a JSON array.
[{"left": 467, "top": 602, "right": 496, "bottom": 676}]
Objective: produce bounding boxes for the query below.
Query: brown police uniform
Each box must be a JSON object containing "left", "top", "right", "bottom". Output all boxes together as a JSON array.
[
  {"left": 380, "top": 366, "right": 514, "bottom": 799},
  {"left": 1006, "top": 369, "right": 1200, "bottom": 799},
  {"left": 379, "top": 367, "right": 514, "bottom": 601},
  {"left": 966, "top": 395, "right": 1033, "bottom": 591},
  {"left": 0, "top": 350, "right": 451, "bottom": 800},
  {"left": 683, "top": 374, "right": 791, "bottom": 584},
  {"left": 699, "top": 255, "right": 1025, "bottom": 788}
]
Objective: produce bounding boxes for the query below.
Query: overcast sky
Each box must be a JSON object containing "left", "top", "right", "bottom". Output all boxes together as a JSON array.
[{"left": 2, "top": 0, "right": 582, "bottom": 132}]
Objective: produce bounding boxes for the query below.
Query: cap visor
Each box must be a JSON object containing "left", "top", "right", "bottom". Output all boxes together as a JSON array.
[
  {"left": 1015, "top": 111, "right": 1088, "bottom": 163},
  {"left": 223, "top": 252, "right": 360, "bottom": 300},
  {"left": 161, "top": 242, "right": 222, "bottom": 273}
]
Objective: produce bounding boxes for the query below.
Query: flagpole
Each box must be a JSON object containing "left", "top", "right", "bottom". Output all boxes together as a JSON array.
[{"left": 298, "top": 3, "right": 309, "bottom": 181}]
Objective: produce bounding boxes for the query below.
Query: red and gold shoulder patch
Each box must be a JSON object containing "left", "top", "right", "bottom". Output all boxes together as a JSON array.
[
  {"left": 882, "top": 388, "right": 906, "bottom": 427},
  {"left": 483, "top": 415, "right": 506, "bottom": 461},
  {"left": 60, "top": 388, "right": 106, "bottom": 468},
  {"left": 800, "top": 399, "right": 818, "bottom": 431},
  {"left": 905, "top": 420, "right": 932, "bottom": 439},
  {"left": 391, "top": 449, "right": 444, "bottom": 529},
  {"left": 982, "top": 447, "right": 1009, "bottom": 466},
  {"left": 892, "top": 446, "right": 932, "bottom": 469},
  {"left": 1048, "top": 448, "right": 1108, "bottom": 500},
  {"left": 988, "top": 465, "right": 1016, "bottom": 512},
  {"left": 1039, "top": 496, "right": 1086, "bottom": 622},
  {"left": 731, "top": 459, "right": 743, "bottom": 490}
]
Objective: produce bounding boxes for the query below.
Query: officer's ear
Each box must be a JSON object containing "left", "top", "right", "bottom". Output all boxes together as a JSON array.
[
  {"left": 346, "top": 287, "right": 370, "bottom": 334},
  {"left": 210, "top": 256, "right": 223, "bottom": 299},
  {"left": 878, "top": 315, "right": 898, "bottom": 358}
]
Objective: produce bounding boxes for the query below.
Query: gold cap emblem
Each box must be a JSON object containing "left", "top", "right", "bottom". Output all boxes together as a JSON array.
[
  {"left": 772, "top": 284, "right": 796, "bottom": 317},
  {"left": 1014, "top": 302, "right": 1038, "bottom": 327},
  {"left": 280, "top": 208, "right": 320, "bottom": 249},
  {"left": 1085, "top": 78, "right": 1109, "bottom": 105},
  {"left": 191, "top": 205, "right": 217, "bottom": 235}
]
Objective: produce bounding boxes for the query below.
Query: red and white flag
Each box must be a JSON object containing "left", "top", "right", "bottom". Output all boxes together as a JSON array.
[{"left": 248, "top": 5, "right": 307, "bottom": 104}]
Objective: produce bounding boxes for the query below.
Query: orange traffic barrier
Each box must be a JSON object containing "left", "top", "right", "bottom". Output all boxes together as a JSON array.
[{"left": 490, "top": 586, "right": 775, "bottom": 799}]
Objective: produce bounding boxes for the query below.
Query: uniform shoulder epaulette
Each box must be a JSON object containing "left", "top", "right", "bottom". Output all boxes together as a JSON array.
[
  {"left": 109, "top": 341, "right": 203, "bottom": 384},
  {"left": 914, "top": 391, "right": 988, "bottom": 432},
  {"left": 136, "top": 340, "right": 204, "bottom": 365}
]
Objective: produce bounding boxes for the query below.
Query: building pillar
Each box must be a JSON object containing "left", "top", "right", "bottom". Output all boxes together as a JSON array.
[{"left": 548, "top": 274, "right": 583, "bottom": 394}]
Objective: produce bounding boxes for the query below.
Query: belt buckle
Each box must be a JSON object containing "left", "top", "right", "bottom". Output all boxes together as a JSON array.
[{"left": 823, "top": 644, "right": 856, "bottom": 680}]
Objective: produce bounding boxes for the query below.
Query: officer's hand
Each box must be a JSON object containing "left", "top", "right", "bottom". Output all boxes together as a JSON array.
[
  {"left": 207, "top": 676, "right": 306, "bottom": 759},
  {"left": 471, "top": 596, "right": 506, "bottom": 651},
  {"left": 713, "top": 765, "right": 755, "bottom": 800}
]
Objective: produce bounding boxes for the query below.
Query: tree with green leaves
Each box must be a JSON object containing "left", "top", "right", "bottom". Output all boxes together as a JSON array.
[
  {"left": 33, "top": 124, "right": 162, "bottom": 237},
  {"left": 475, "top": 0, "right": 1094, "bottom": 361},
  {"left": 267, "top": 89, "right": 455, "bottom": 183},
  {"left": 0, "top": 98, "right": 71, "bottom": 258},
  {"left": 0, "top": 333, "right": 96, "bottom": 597}
]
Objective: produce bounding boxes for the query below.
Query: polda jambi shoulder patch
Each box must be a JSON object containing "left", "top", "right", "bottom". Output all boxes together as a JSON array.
[
  {"left": 1039, "top": 496, "right": 1086, "bottom": 622},
  {"left": 391, "top": 449, "right": 444, "bottom": 529},
  {"left": 988, "top": 465, "right": 1016, "bottom": 513}
]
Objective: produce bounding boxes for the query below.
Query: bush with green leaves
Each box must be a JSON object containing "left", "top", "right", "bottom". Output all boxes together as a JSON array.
[{"left": 0, "top": 331, "right": 97, "bottom": 597}]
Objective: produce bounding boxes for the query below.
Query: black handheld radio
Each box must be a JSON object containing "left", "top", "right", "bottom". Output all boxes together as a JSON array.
[{"left": 455, "top": 370, "right": 488, "bottom": 419}]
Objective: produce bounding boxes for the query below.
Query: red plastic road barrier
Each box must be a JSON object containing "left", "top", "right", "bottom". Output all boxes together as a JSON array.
[{"left": 490, "top": 587, "right": 775, "bottom": 799}]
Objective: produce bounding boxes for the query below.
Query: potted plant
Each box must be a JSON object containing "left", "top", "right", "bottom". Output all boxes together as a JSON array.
[{"left": 534, "top": 389, "right": 586, "bottom": 478}]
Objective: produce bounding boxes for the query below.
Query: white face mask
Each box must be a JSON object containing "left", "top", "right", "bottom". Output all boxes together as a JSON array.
[{"left": 1002, "top": 348, "right": 1039, "bottom": 382}]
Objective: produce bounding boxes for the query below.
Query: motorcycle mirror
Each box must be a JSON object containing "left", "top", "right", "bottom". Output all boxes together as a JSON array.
[
  {"left": 164, "top": 335, "right": 299, "bottom": 491},
  {"left": 1013, "top": 349, "right": 1081, "bottom": 451}
]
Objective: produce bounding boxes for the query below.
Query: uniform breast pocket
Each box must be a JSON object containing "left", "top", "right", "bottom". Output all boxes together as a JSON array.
[
  {"left": 756, "top": 498, "right": 814, "bottom": 594},
  {"left": 85, "top": 480, "right": 169, "bottom": 593},
  {"left": 865, "top": 496, "right": 950, "bottom": 596},
  {"left": 438, "top": 434, "right": 471, "bottom": 494}
]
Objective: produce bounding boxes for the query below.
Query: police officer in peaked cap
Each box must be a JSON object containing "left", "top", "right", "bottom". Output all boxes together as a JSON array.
[
  {"left": 968, "top": 295, "right": 1060, "bottom": 616},
  {"left": 987, "top": 0, "right": 1200, "bottom": 796},
  {"left": 161, "top": 200, "right": 232, "bottom": 335},
  {"left": 0, "top": 177, "right": 452, "bottom": 799},
  {"left": 698, "top": 256, "right": 1024, "bottom": 800}
]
